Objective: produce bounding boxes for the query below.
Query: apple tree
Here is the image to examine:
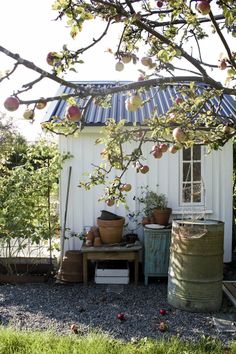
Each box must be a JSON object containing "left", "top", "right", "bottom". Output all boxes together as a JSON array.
[{"left": 0, "top": 0, "right": 236, "bottom": 204}]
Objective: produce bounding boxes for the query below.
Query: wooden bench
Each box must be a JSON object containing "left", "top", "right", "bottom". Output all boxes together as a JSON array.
[{"left": 81, "top": 243, "right": 142, "bottom": 286}]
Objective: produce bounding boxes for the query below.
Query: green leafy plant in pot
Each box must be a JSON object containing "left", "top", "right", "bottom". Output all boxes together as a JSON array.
[{"left": 137, "top": 186, "right": 172, "bottom": 226}]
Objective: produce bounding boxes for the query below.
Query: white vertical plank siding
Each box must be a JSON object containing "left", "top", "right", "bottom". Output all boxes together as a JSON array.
[
  {"left": 205, "top": 142, "right": 233, "bottom": 262},
  {"left": 59, "top": 132, "right": 233, "bottom": 262},
  {"left": 204, "top": 147, "right": 213, "bottom": 212},
  {"left": 168, "top": 150, "right": 179, "bottom": 211},
  {"left": 219, "top": 143, "right": 233, "bottom": 262}
]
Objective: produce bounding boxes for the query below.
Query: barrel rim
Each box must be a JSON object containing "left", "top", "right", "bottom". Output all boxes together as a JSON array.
[{"left": 172, "top": 219, "right": 224, "bottom": 227}]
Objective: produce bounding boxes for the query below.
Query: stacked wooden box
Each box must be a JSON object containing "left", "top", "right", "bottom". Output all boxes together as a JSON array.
[{"left": 95, "top": 260, "right": 129, "bottom": 284}]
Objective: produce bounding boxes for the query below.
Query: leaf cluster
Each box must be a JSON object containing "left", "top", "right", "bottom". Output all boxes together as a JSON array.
[{"left": 0, "top": 137, "right": 71, "bottom": 259}]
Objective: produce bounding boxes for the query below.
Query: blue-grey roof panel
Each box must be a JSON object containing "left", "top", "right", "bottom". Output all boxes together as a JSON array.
[{"left": 49, "top": 80, "right": 236, "bottom": 125}]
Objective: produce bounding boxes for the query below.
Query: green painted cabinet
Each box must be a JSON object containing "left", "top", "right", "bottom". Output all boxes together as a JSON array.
[{"left": 144, "top": 227, "right": 171, "bottom": 285}]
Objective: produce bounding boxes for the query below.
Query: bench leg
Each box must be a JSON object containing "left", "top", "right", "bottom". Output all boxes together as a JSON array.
[
  {"left": 83, "top": 254, "right": 88, "bottom": 284},
  {"left": 134, "top": 254, "right": 139, "bottom": 286}
]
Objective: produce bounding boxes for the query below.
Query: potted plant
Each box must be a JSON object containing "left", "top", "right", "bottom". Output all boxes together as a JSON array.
[
  {"left": 136, "top": 186, "right": 172, "bottom": 226},
  {"left": 97, "top": 210, "right": 125, "bottom": 244}
]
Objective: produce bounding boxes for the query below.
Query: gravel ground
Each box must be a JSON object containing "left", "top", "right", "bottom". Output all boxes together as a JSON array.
[{"left": 0, "top": 277, "right": 236, "bottom": 346}]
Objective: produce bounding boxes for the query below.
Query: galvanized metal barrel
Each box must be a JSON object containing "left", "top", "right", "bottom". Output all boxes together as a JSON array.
[{"left": 168, "top": 220, "right": 224, "bottom": 312}]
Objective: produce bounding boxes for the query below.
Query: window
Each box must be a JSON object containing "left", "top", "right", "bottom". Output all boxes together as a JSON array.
[{"left": 180, "top": 146, "right": 203, "bottom": 205}]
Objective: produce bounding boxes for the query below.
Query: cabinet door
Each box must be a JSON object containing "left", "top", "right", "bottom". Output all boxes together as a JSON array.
[{"left": 145, "top": 232, "right": 171, "bottom": 276}]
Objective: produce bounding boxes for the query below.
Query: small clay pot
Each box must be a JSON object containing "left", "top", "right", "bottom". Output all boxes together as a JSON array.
[
  {"left": 85, "top": 239, "right": 93, "bottom": 247},
  {"left": 91, "top": 226, "right": 100, "bottom": 238},
  {"left": 86, "top": 230, "right": 94, "bottom": 242},
  {"left": 93, "top": 237, "right": 102, "bottom": 247},
  {"left": 142, "top": 217, "right": 150, "bottom": 226}
]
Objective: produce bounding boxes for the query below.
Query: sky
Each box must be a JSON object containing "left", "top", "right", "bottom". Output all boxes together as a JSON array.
[
  {"left": 0, "top": 1, "right": 232, "bottom": 140},
  {"left": 0, "top": 1, "right": 139, "bottom": 140}
]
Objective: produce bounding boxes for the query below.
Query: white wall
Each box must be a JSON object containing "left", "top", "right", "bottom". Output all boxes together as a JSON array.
[{"left": 59, "top": 129, "right": 233, "bottom": 262}]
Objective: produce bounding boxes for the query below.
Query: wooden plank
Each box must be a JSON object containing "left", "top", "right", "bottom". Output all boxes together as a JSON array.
[
  {"left": 223, "top": 281, "right": 236, "bottom": 307},
  {"left": 81, "top": 245, "right": 142, "bottom": 253},
  {"left": 223, "top": 282, "right": 236, "bottom": 295}
]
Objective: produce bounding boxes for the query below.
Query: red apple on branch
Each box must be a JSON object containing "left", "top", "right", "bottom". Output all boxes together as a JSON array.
[
  {"left": 175, "top": 97, "right": 183, "bottom": 104},
  {"left": 168, "top": 145, "right": 178, "bottom": 154},
  {"left": 140, "top": 165, "right": 149, "bottom": 174},
  {"left": 218, "top": 59, "right": 227, "bottom": 70},
  {"left": 123, "top": 183, "right": 132, "bottom": 192},
  {"left": 66, "top": 105, "right": 82, "bottom": 122},
  {"left": 159, "top": 143, "right": 168, "bottom": 153},
  {"left": 138, "top": 74, "right": 145, "bottom": 81},
  {"left": 36, "top": 98, "right": 47, "bottom": 109},
  {"left": 106, "top": 199, "right": 115, "bottom": 207},
  {"left": 152, "top": 145, "right": 163, "bottom": 159},
  {"left": 172, "top": 127, "right": 186, "bottom": 142},
  {"left": 196, "top": 1, "right": 211, "bottom": 15},
  {"left": 46, "top": 52, "right": 59, "bottom": 66},
  {"left": 4, "top": 96, "right": 20, "bottom": 111}
]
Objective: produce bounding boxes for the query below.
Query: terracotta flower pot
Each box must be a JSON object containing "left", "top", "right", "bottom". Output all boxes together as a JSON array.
[
  {"left": 142, "top": 216, "right": 150, "bottom": 226},
  {"left": 152, "top": 208, "right": 172, "bottom": 226},
  {"left": 97, "top": 217, "right": 125, "bottom": 244}
]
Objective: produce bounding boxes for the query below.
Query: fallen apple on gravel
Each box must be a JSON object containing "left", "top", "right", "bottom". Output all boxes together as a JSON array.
[
  {"left": 117, "top": 313, "right": 125, "bottom": 320},
  {"left": 70, "top": 324, "right": 78, "bottom": 334},
  {"left": 159, "top": 309, "right": 167, "bottom": 315},
  {"left": 159, "top": 321, "right": 168, "bottom": 332}
]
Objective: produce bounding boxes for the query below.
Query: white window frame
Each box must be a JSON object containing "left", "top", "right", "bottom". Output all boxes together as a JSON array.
[{"left": 179, "top": 146, "right": 205, "bottom": 207}]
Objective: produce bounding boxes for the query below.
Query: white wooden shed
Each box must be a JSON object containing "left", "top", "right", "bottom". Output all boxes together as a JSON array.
[{"left": 47, "top": 81, "right": 236, "bottom": 263}]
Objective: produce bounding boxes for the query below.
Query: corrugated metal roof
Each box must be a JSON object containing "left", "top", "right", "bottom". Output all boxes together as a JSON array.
[{"left": 48, "top": 80, "right": 236, "bottom": 125}]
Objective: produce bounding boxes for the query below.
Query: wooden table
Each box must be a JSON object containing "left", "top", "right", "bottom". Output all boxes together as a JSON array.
[{"left": 81, "top": 243, "right": 142, "bottom": 286}]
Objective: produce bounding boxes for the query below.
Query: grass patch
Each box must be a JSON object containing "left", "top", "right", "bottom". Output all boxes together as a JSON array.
[{"left": 0, "top": 327, "right": 233, "bottom": 354}]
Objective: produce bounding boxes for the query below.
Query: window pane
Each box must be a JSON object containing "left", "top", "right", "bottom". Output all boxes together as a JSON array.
[
  {"left": 183, "top": 148, "right": 191, "bottom": 161},
  {"left": 193, "top": 183, "right": 201, "bottom": 202},
  {"left": 182, "top": 184, "right": 191, "bottom": 203},
  {"left": 183, "top": 162, "right": 191, "bottom": 181},
  {"left": 193, "top": 145, "right": 201, "bottom": 160},
  {"left": 193, "top": 162, "right": 201, "bottom": 181}
]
